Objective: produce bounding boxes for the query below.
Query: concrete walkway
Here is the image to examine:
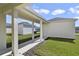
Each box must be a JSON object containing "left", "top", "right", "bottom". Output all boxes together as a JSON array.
[
  {"left": 1, "top": 38, "right": 43, "bottom": 56},
  {"left": 19, "top": 39, "right": 42, "bottom": 55}
]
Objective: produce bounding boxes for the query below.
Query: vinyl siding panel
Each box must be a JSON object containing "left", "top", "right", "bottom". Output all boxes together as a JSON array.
[
  {"left": 23, "top": 28, "right": 32, "bottom": 35},
  {"left": 43, "top": 20, "right": 75, "bottom": 39}
]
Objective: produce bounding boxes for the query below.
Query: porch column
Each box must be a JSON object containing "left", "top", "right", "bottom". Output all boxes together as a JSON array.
[
  {"left": 32, "top": 20, "right": 34, "bottom": 41},
  {"left": 12, "top": 8, "right": 18, "bottom": 56},
  {"left": 40, "top": 20, "right": 43, "bottom": 41},
  {"left": 0, "top": 11, "right": 6, "bottom": 52}
]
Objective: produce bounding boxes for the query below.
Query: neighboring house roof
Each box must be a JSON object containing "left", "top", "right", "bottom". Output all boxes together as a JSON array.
[
  {"left": 18, "top": 22, "right": 39, "bottom": 29},
  {"left": 6, "top": 22, "right": 39, "bottom": 30},
  {"left": 48, "top": 17, "right": 77, "bottom": 22},
  {"left": 19, "top": 22, "right": 32, "bottom": 28},
  {"left": 75, "top": 27, "right": 79, "bottom": 30},
  {"left": 6, "top": 23, "right": 11, "bottom": 28}
]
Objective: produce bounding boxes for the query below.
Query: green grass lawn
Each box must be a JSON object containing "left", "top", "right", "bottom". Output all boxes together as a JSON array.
[
  {"left": 76, "top": 32, "right": 79, "bottom": 35},
  {"left": 33, "top": 35, "right": 79, "bottom": 56},
  {"left": 6, "top": 33, "right": 40, "bottom": 48}
]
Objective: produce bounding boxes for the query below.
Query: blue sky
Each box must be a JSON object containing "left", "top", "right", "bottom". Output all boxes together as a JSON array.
[{"left": 6, "top": 3, "right": 79, "bottom": 27}]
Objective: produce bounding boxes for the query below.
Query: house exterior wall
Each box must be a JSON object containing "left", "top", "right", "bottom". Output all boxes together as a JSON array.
[
  {"left": 23, "top": 28, "right": 32, "bottom": 35},
  {"left": 43, "top": 20, "right": 75, "bottom": 39},
  {"left": 18, "top": 24, "right": 23, "bottom": 34},
  {"left": 6, "top": 28, "right": 11, "bottom": 34}
]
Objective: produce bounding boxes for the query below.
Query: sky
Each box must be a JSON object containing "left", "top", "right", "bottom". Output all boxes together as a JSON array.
[{"left": 6, "top": 3, "right": 79, "bottom": 27}]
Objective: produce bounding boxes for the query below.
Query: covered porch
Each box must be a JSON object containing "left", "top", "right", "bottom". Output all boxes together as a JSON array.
[{"left": 0, "top": 3, "right": 47, "bottom": 56}]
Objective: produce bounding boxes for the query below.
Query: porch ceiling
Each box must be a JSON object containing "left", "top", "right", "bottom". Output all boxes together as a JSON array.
[
  {"left": 0, "top": 4, "right": 22, "bottom": 13},
  {"left": 0, "top": 3, "right": 48, "bottom": 23},
  {"left": 16, "top": 8, "right": 47, "bottom": 23}
]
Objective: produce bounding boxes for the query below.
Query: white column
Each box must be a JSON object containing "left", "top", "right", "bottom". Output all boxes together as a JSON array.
[
  {"left": 12, "top": 8, "right": 18, "bottom": 56},
  {"left": 0, "top": 11, "right": 6, "bottom": 52},
  {"left": 40, "top": 20, "right": 43, "bottom": 41},
  {"left": 32, "top": 20, "right": 34, "bottom": 41}
]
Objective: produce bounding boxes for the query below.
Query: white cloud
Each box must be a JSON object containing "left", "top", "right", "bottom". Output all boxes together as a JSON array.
[
  {"left": 40, "top": 9, "right": 50, "bottom": 14},
  {"left": 69, "top": 6, "right": 79, "bottom": 14},
  {"left": 69, "top": 7, "right": 75, "bottom": 13},
  {"left": 76, "top": 6, "right": 79, "bottom": 14},
  {"left": 51, "top": 9, "right": 66, "bottom": 15},
  {"left": 33, "top": 9, "right": 50, "bottom": 14},
  {"left": 76, "top": 10, "right": 79, "bottom": 14}
]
